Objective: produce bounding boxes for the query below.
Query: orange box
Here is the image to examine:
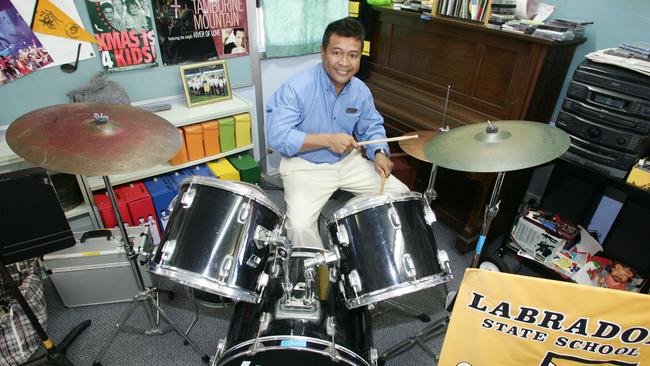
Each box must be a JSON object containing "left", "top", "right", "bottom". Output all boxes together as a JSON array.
[
  {"left": 182, "top": 124, "right": 205, "bottom": 161},
  {"left": 169, "top": 129, "right": 189, "bottom": 166},
  {"left": 200, "top": 120, "right": 221, "bottom": 156}
]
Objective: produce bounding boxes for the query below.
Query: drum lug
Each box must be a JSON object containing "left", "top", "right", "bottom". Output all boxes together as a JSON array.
[
  {"left": 218, "top": 255, "right": 234, "bottom": 282},
  {"left": 256, "top": 272, "right": 269, "bottom": 292},
  {"left": 423, "top": 201, "right": 437, "bottom": 225},
  {"left": 329, "top": 265, "right": 338, "bottom": 283},
  {"left": 336, "top": 223, "right": 349, "bottom": 247},
  {"left": 253, "top": 225, "right": 290, "bottom": 249},
  {"left": 437, "top": 249, "right": 452, "bottom": 275},
  {"left": 338, "top": 280, "right": 348, "bottom": 301},
  {"left": 348, "top": 269, "right": 363, "bottom": 294},
  {"left": 388, "top": 204, "right": 402, "bottom": 230},
  {"left": 160, "top": 240, "right": 176, "bottom": 261},
  {"left": 237, "top": 201, "right": 250, "bottom": 224},
  {"left": 180, "top": 188, "right": 196, "bottom": 208},
  {"left": 370, "top": 347, "right": 379, "bottom": 366},
  {"left": 402, "top": 253, "right": 417, "bottom": 281}
]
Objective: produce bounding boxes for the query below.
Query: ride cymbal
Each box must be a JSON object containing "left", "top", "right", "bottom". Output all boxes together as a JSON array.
[
  {"left": 423, "top": 121, "right": 570, "bottom": 173},
  {"left": 398, "top": 130, "right": 438, "bottom": 162},
  {"left": 7, "top": 103, "right": 182, "bottom": 176}
]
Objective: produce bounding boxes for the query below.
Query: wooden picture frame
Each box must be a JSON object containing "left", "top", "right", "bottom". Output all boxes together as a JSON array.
[{"left": 179, "top": 60, "right": 232, "bottom": 108}]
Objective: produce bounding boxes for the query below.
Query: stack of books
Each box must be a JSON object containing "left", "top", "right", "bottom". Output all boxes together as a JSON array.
[
  {"left": 437, "top": 0, "right": 490, "bottom": 22},
  {"left": 487, "top": 0, "right": 516, "bottom": 29}
]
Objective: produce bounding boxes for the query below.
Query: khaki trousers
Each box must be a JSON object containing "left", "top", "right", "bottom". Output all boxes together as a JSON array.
[{"left": 279, "top": 150, "right": 409, "bottom": 249}]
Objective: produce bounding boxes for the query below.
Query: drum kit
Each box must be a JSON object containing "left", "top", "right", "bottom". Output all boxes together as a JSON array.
[{"left": 7, "top": 101, "right": 570, "bottom": 366}]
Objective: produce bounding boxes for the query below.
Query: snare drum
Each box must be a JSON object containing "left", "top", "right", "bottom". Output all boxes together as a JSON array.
[
  {"left": 327, "top": 192, "right": 451, "bottom": 309},
  {"left": 215, "top": 249, "right": 374, "bottom": 366},
  {"left": 149, "top": 176, "right": 283, "bottom": 303}
]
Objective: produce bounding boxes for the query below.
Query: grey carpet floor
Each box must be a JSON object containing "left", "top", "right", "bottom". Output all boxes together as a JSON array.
[{"left": 33, "top": 189, "right": 473, "bottom": 365}]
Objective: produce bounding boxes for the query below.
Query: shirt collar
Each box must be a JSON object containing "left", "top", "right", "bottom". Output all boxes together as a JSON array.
[{"left": 318, "top": 63, "right": 351, "bottom": 96}]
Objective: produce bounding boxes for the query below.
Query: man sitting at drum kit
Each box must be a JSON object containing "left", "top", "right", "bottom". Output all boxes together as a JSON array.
[{"left": 265, "top": 17, "right": 409, "bottom": 249}]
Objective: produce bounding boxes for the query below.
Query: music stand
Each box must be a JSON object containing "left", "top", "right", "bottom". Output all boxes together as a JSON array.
[{"left": 0, "top": 167, "right": 91, "bottom": 366}]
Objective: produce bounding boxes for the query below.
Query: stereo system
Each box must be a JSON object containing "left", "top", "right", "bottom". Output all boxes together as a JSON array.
[{"left": 557, "top": 60, "right": 650, "bottom": 179}]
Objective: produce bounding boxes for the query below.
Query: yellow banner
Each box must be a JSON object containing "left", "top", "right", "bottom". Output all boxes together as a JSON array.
[
  {"left": 440, "top": 269, "right": 650, "bottom": 366},
  {"left": 31, "top": 0, "right": 97, "bottom": 44}
]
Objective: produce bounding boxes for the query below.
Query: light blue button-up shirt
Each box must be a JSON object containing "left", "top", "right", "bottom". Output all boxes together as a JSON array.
[{"left": 265, "top": 63, "right": 389, "bottom": 164}]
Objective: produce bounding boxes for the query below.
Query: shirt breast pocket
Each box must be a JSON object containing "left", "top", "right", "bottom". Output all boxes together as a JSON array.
[{"left": 340, "top": 110, "right": 361, "bottom": 129}]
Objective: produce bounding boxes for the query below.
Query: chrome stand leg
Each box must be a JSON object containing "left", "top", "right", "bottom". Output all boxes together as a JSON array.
[
  {"left": 381, "top": 299, "right": 431, "bottom": 323},
  {"left": 378, "top": 315, "right": 450, "bottom": 365}
]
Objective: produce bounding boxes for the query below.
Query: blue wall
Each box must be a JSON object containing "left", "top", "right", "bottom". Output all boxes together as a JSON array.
[
  {"left": 0, "top": 0, "right": 252, "bottom": 126},
  {"left": 542, "top": 0, "right": 650, "bottom": 120}
]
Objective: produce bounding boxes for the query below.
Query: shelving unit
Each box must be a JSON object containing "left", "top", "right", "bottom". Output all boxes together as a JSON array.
[
  {"left": 77, "top": 93, "right": 255, "bottom": 229},
  {"left": 85, "top": 145, "right": 253, "bottom": 191}
]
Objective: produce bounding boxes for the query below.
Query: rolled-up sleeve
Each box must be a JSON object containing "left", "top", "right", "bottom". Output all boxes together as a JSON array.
[
  {"left": 354, "top": 88, "right": 389, "bottom": 161},
  {"left": 265, "top": 84, "right": 307, "bottom": 157}
]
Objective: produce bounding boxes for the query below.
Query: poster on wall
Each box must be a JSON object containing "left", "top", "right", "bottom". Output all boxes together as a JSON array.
[
  {"left": 152, "top": 0, "right": 248, "bottom": 65},
  {"left": 12, "top": 0, "right": 96, "bottom": 69},
  {"left": 85, "top": 0, "right": 158, "bottom": 73},
  {"left": 0, "top": 0, "right": 54, "bottom": 85}
]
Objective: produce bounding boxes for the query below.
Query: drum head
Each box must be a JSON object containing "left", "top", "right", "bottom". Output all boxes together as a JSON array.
[
  {"left": 180, "top": 175, "right": 283, "bottom": 217},
  {"left": 329, "top": 191, "right": 423, "bottom": 223}
]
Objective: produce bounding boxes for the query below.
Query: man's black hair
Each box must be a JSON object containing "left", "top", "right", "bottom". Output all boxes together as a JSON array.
[{"left": 321, "top": 17, "right": 365, "bottom": 49}]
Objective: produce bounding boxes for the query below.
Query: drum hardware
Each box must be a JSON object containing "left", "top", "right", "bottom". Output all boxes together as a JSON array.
[
  {"left": 379, "top": 121, "right": 572, "bottom": 364},
  {"left": 7, "top": 103, "right": 210, "bottom": 365},
  {"left": 325, "top": 316, "right": 342, "bottom": 361},
  {"left": 249, "top": 312, "right": 272, "bottom": 354}
]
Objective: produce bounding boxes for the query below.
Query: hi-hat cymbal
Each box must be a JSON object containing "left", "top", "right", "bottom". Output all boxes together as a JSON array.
[
  {"left": 398, "top": 130, "right": 438, "bottom": 162},
  {"left": 7, "top": 103, "right": 182, "bottom": 176},
  {"left": 423, "top": 121, "right": 570, "bottom": 173}
]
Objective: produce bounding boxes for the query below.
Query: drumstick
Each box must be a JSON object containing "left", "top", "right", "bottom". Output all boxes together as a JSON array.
[
  {"left": 379, "top": 173, "right": 386, "bottom": 194},
  {"left": 357, "top": 135, "right": 419, "bottom": 146}
]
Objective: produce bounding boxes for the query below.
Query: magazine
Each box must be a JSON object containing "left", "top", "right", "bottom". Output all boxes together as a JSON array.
[{"left": 572, "top": 256, "right": 646, "bottom": 293}]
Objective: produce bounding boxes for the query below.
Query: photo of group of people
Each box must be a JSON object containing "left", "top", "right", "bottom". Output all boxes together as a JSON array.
[
  {"left": 180, "top": 60, "right": 231, "bottom": 107},
  {"left": 0, "top": 0, "right": 53, "bottom": 85},
  {"left": 88, "top": 0, "right": 152, "bottom": 32}
]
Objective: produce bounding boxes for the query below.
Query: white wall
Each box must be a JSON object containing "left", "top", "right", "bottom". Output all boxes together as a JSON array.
[{"left": 260, "top": 53, "right": 322, "bottom": 172}]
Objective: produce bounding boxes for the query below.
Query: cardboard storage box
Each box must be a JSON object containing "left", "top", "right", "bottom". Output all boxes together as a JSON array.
[
  {"left": 182, "top": 124, "right": 205, "bottom": 161},
  {"left": 227, "top": 153, "right": 261, "bottom": 183},
  {"left": 93, "top": 190, "right": 133, "bottom": 228},
  {"left": 234, "top": 113, "right": 252, "bottom": 147},
  {"left": 143, "top": 177, "right": 176, "bottom": 231},
  {"left": 169, "top": 130, "right": 189, "bottom": 166},
  {"left": 218, "top": 117, "right": 236, "bottom": 152},
  {"left": 42, "top": 227, "right": 154, "bottom": 307},
  {"left": 207, "top": 158, "right": 240, "bottom": 181},
  {"left": 200, "top": 120, "right": 221, "bottom": 156}
]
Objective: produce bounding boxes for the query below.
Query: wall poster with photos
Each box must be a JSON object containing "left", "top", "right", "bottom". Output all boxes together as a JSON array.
[
  {"left": 152, "top": 0, "right": 248, "bottom": 65},
  {"left": 85, "top": 0, "right": 158, "bottom": 72},
  {"left": 0, "top": 0, "right": 54, "bottom": 85},
  {"left": 180, "top": 60, "right": 231, "bottom": 108}
]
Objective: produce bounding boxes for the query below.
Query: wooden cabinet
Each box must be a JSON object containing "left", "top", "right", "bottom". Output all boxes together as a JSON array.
[{"left": 365, "top": 7, "right": 585, "bottom": 252}]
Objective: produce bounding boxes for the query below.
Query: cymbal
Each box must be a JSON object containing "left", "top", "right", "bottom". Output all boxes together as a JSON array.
[
  {"left": 423, "top": 121, "right": 570, "bottom": 173},
  {"left": 7, "top": 103, "right": 182, "bottom": 176},
  {"left": 398, "top": 130, "right": 438, "bottom": 162}
]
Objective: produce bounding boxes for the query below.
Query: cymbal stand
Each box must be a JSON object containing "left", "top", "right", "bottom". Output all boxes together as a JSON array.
[
  {"left": 471, "top": 171, "right": 505, "bottom": 267},
  {"left": 424, "top": 85, "right": 451, "bottom": 204},
  {"left": 92, "top": 176, "right": 209, "bottom": 366}
]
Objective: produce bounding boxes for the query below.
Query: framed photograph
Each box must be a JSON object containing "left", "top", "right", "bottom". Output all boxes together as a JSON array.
[{"left": 180, "top": 60, "right": 232, "bottom": 107}]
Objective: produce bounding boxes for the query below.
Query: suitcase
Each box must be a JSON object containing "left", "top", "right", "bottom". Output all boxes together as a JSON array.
[{"left": 42, "top": 227, "right": 154, "bottom": 307}]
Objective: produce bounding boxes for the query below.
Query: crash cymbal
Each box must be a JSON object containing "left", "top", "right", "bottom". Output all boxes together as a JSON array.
[
  {"left": 423, "top": 121, "right": 570, "bottom": 173},
  {"left": 7, "top": 103, "right": 182, "bottom": 176},
  {"left": 398, "top": 130, "right": 438, "bottom": 162}
]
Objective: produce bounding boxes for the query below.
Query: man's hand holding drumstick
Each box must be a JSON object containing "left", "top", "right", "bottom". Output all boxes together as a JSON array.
[{"left": 301, "top": 133, "right": 419, "bottom": 179}]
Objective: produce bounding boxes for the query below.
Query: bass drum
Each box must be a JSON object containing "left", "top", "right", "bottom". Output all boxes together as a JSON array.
[
  {"left": 215, "top": 249, "right": 374, "bottom": 366},
  {"left": 149, "top": 176, "right": 283, "bottom": 304}
]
